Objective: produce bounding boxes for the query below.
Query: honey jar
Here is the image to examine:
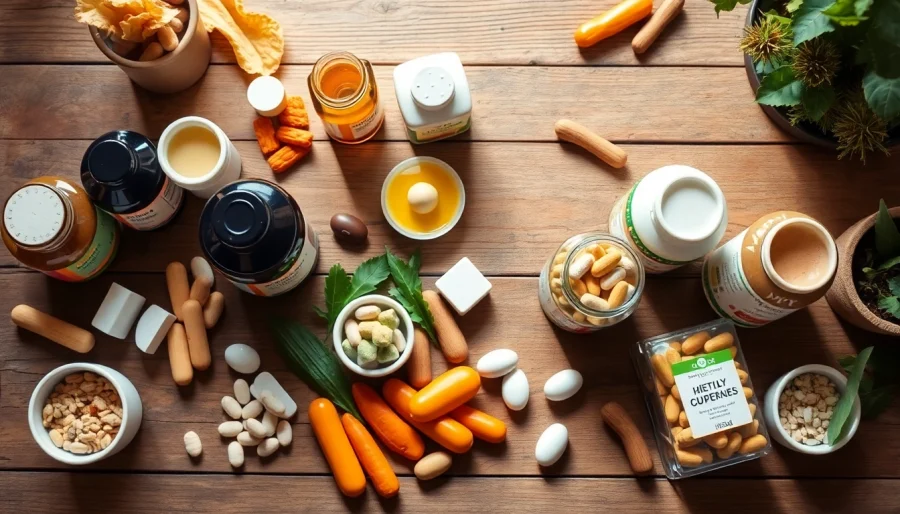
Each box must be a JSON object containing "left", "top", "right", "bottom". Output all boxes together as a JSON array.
[{"left": 307, "top": 51, "right": 384, "bottom": 144}]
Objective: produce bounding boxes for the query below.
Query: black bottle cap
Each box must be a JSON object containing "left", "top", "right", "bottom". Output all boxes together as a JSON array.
[
  {"left": 88, "top": 140, "right": 136, "bottom": 184},
  {"left": 212, "top": 190, "right": 270, "bottom": 248}
]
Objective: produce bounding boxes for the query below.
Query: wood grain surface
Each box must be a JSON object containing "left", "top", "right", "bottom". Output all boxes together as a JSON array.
[
  {"left": 0, "top": 0, "right": 747, "bottom": 66},
  {"left": 1, "top": 141, "right": 896, "bottom": 273},
  {"left": 0, "top": 65, "right": 789, "bottom": 143}
]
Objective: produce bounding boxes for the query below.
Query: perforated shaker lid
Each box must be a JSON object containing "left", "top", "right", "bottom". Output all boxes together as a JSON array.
[
  {"left": 411, "top": 66, "right": 455, "bottom": 111},
  {"left": 3, "top": 184, "right": 66, "bottom": 246}
]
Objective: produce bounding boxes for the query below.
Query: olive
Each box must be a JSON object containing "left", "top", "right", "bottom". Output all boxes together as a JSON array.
[{"left": 330, "top": 213, "right": 368, "bottom": 244}]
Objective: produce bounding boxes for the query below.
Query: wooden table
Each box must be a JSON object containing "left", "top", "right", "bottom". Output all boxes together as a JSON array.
[{"left": 2, "top": 1, "right": 899, "bottom": 512}]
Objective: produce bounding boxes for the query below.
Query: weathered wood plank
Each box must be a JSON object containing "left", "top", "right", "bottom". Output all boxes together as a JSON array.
[
  {"left": 0, "top": 0, "right": 748, "bottom": 66},
  {"left": 2, "top": 272, "right": 897, "bottom": 476},
  {"left": 1, "top": 140, "right": 897, "bottom": 274},
  {"left": 0, "top": 64, "right": 786, "bottom": 142}
]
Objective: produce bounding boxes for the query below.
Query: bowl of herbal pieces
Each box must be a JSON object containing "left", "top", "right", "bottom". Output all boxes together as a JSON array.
[{"left": 826, "top": 200, "right": 900, "bottom": 335}]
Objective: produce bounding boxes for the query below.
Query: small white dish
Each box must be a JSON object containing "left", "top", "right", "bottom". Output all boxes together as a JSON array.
[
  {"left": 28, "top": 363, "right": 143, "bottom": 465},
  {"left": 380, "top": 156, "right": 465, "bottom": 241},
  {"left": 332, "top": 294, "right": 415, "bottom": 378},
  {"left": 763, "top": 364, "right": 861, "bottom": 455}
]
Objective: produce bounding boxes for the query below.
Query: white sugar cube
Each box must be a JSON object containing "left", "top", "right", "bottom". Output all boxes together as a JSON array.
[{"left": 435, "top": 257, "right": 492, "bottom": 315}]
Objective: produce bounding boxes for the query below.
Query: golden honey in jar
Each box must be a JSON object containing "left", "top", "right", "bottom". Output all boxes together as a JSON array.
[
  {"left": 308, "top": 51, "right": 384, "bottom": 144},
  {"left": 1, "top": 177, "right": 120, "bottom": 281}
]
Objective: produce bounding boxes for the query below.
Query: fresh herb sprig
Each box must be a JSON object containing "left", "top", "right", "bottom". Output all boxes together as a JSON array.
[
  {"left": 313, "top": 255, "right": 390, "bottom": 334},
  {"left": 271, "top": 318, "right": 362, "bottom": 420},
  {"left": 839, "top": 346, "right": 899, "bottom": 419},
  {"left": 385, "top": 247, "right": 438, "bottom": 346},
  {"left": 857, "top": 200, "right": 900, "bottom": 321},
  {"left": 827, "top": 346, "right": 873, "bottom": 445}
]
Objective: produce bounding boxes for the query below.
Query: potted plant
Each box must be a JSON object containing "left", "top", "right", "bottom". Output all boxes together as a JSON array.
[
  {"left": 826, "top": 200, "right": 900, "bottom": 336},
  {"left": 712, "top": 0, "right": 900, "bottom": 162}
]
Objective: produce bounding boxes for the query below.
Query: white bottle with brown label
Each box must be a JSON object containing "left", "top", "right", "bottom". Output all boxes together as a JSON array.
[{"left": 702, "top": 211, "right": 838, "bottom": 327}]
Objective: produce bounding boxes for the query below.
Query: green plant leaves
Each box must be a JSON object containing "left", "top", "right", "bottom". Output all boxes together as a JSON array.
[
  {"left": 889, "top": 277, "right": 900, "bottom": 297},
  {"left": 878, "top": 296, "right": 900, "bottom": 318},
  {"left": 827, "top": 346, "right": 872, "bottom": 445},
  {"left": 875, "top": 199, "right": 900, "bottom": 261},
  {"left": 801, "top": 85, "right": 836, "bottom": 120},
  {"left": 315, "top": 256, "right": 391, "bottom": 334},
  {"left": 864, "top": 71, "right": 900, "bottom": 122},
  {"left": 823, "top": 0, "right": 869, "bottom": 25},
  {"left": 385, "top": 248, "right": 438, "bottom": 345},
  {"left": 709, "top": 0, "right": 751, "bottom": 15},
  {"left": 793, "top": 0, "right": 837, "bottom": 45},
  {"left": 756, "top": 66, "right": 804, "bottom": 106},
  {"left": 878, "top": 255, "right": 900, "bottom": 271},
  {"left": 787, "top": 0, "right": 804, "bottom": 12},
  {"left": 868, "top": 0, "right": 900, "bottom": 78}
]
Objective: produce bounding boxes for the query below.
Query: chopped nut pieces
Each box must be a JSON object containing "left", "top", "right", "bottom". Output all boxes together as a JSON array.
[
  {"left": 43, "top": 372, "right": 122, "bottom": 455},
  {"left": 778, "top": 373, "right": 839, "bottom": 447}
]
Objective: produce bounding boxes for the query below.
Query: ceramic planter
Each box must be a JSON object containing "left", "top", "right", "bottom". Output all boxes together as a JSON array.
[
  {"left": 825, "top": 206, "right": 900, "bottom": 336},
  {"left": 89, "top": 0, "right": 211, "bottom": 94}
]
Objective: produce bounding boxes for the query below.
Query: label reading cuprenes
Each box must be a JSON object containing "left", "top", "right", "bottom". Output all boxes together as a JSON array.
[
  {"left": 323, "top": 102, "right": 385, "bottom": 142},
  {"left": 672, "top": 349, "right": 751, "bottom": 439},
  {"left": 232, "top": 225, "right": 319, "bottom": 297},
  {"left": 114, "top": 177, "right": 184, "bottom": 230}
]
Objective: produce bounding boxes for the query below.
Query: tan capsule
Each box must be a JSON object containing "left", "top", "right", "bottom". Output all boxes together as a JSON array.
[
  {"left": 737, "top": 368, "right": 749, "bottom": 385},
  {"left": 665, "top": 347, "right": 681, "bottom": 365},
  {"left": 716, "top": 432, "right": 743, "bottom": 459},
  {"left": 748, "top": 403, "right": 757, "bottom": 418},
  {"left": 678, "top": 410, "right": 689, "bottom": 428},
  {"left": 139, "top": 41, "right": 164, "bottom": 61},
  {"left": 166, "top": 262, "right": 190, "bottom": 321},
  {"left": 591, "top": 248, "right": 621, "bottom": 277},
  {"left": 182, "top": 299, "right": 211, "bottom": 370},
  {"left": 669, "top": 341, "right": 682, "bottom": 353},
  {"left": 606, "top": 280, "right": 630, "bottom": 309},
  {"left": 702, "top": 432, "right": 728, "bottom": 449},
  {"left": 743, "top": 387, "right": 753, "bottom": 399},
  {"left": 738, "top": 419, "right": 759, "bottom": 439},
  {"left": 203, "top": 291, "right": 225, "bottom": 329},
  {"left": 157, "top": 24, "right": 179, "bottom": 51},
  {"left": 166, "top": 323, "right": 193, "bottom": 386},
  {"left": 738, "top": 434, "right": 768, "bottom": 454},
  {"left": 675, "top": 427, "right": 699, "bottom": 447},
  {"left": 675, "top": 447, "right": 706, "bottom": 467},
  {"left": 664, "top": 395, "right": 680, "bottom": 424},
  {"left": 704, "top": 332, "right": 735, "bottom": 353},
  {"left": 570, "top": 278, "right": 587, "bottom": 298},
  {"left": 189, "top": 275, "right": 212, "bottom": 305},
  {"left": 651, "top": 353, "right": 674, "bottom": 387},
  {"left": 583, "top": 274, "right": 601, "bottom": 295},
  {"left": 681, "top": 331, "right": 710, "bottom": 355},
  {"left": 169, "top": 17, "right": 184, "bottom": 33},
  {"left": 670, "top": 384, "right": 680, "bottom": 401},
  {"left": 588, "top": 244, "right": 606, "bottom": 259},
  {"left": 414, "top": 451, "right": 453, "bottom": 480},
  {"left": 654, "top": 378, "right": 668, "bottom": 396}
]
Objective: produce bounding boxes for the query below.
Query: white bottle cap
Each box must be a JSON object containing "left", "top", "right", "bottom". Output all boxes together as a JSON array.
[
  {"left": 3, "top": 185, "right": 66, "bottom": 246},
  {"left": 92, "top": 282, "right": 146, "bottom": 340},
  {"left": 134, "top": 304, "right": 176, "bottom": 354},
  {"left": 411, "top": 66, "right": 455, "bottom": 111},
  {"left": 247, "top": 76, "right": 288, "bottom": 117}
]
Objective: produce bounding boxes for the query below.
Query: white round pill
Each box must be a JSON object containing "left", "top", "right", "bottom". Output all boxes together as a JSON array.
[
  {"left": 247, "top": 76, "right": 287, "bottom": 117},
  {"left": 408, "top": 182, "right": 439, "bottom": 214}
]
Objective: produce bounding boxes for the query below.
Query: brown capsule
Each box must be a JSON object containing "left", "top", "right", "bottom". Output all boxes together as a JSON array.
[
  {"left": 203, "top": 291, "right": 226, "bottom": 329},
  {"left": 167, "top": 323, "right": 193, "bottom": 386},
  {"left": 183, "top": 300, "right": 211, "bottom": 371},
  {"left": 330, "top": 213, "right": 368, "bottom": 245}
]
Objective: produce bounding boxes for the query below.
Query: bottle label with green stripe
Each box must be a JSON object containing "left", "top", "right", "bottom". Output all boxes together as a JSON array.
[
  {"left": 608, "top": 182, "right": 692, "bottom": 273},
  {"left": 672, "top": 349, "right": 751, "bottom": 438}
]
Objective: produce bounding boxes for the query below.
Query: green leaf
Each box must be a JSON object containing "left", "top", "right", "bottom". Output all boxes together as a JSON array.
[
  {"left": 877, "top": 256, "right": 900, "bottom": 271},
  {"left": 878, "top": 296, "right": 900, "bottom": 318},
  {"left": 345, "top": 255, "right": 390, "bottom": 306},
  {"left": 763, "top": 9, "right": 792, "bottom": 24},
  {"left": 787, "top": 0, "right": 804, "bottom": 12},
  {"left": 889, "top": 277, "right": 900, "bottom": 298},
  {"left": 854, "top": 0, "right": 873, "bottom": 16},
  {"left": 874, "top": 199, "right": 900, "bottom": 261},
  {"left": 827, "top": 346, "right": 873, "bottom": 445},
  {"left": 408, "top": 249, "right": 422, "bottom": 275},
  {"left": 860, "top": 385, "right": 896, "bottom": 418},
  {"left": 385, "top": 247, "right": 438, "bottom": 345},
  {"left": 823, "top": 0, "right": 868, "bottom": 25},
  {"left": 864, "top": 71, "right": 900, "bottom": 121},
  {"left": 271, "top": 318, "right": 362, "bottom": 420},
  {"left": 792, "top": 0, "right": 837, "bottom": 45},
  {"left": 838, "top": 354, "right": 857, "bottom": 374},
  {"left": 318, "top": 257, "right": 391, "bottom": 334},
  {"left": 867, "top": 0, "right": 900, "bottom": 80},
  {"left": 321, "top": 264, "right": 352, "bottom": 333},
  {"left": 756, "top": 66, "right": 804, "bottom": 106},
  {"left": 801, "top": 85, "right": 836, "bottom": 121},
  {"left": 862, "top": 267, "right": 878, "bottom": 279},
  {"left": 709, "top": 0, "right": 751, "bottom": 14}
]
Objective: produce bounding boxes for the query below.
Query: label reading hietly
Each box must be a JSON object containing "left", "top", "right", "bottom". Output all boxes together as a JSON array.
[
  {"left": 114, "top": 177, "right": 184, "bottom": 230},
  {"left": 672, "top": 349, "right": 751, "bottom": 438},
  {"left": 4, "top": 185, "right": 66, "bottom": 246},
  {"left": 323, "top": 101, "right": 384, "bottom": 142},
  {"left": 45, "top": 207, "right": 119, "bottom": 282},
  {"left": 608, "top": 184, "right": 690, "bottom": 273},
  {"left": 233, "top": 224, "right": 319, "bottom": 297}
]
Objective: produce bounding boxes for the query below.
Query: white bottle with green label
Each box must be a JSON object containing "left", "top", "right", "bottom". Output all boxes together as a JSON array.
[
  {"left": 608, "top": 165, "right": 727, "bottom": 274},
  {"left": 393, "top": 53, "right": 472, "bottom": 144}
]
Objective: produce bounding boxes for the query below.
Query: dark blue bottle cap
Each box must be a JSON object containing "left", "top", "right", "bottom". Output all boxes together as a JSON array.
[
  {"left": 88, "top": 140, "right": 136, "bottom": 184},
  {"left": 199, "top": 179, "right": 304, "bottom": 283}
]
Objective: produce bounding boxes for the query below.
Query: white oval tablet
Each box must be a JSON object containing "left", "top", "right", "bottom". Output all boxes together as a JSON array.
[
  {"left": 224, "top": 343, "right": 260, "bottom": 374},
  {"left": 501, "top": 368, "right": 529, "bottom": 411},
  {"left": 476, "top": 349, "right": 519, "bottom": 378},
  {"left": 535, "top": 423, "right": 568, "bottom": 467},
  {"left": 543, "top": 369, "right": 583, "bottom": 402}
]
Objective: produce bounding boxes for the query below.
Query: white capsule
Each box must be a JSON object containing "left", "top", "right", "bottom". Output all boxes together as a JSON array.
[
  {"left": 599, "top": 268, "right": 626, "bottom": 290},
  {"left": 543, "top": 369, "right": 584, "bottom": 401},
  {"left": 241, "top": 400, "right": 263, "bottom": 419},
  {"left": 221, "top": 396, "right": 242, "bottom": 419},
  {"left": 183, "top": 431, "right": 202, "bottom": 457},
  {"left": 233, "top": 379, "right": 251, "bottom": 405},
  {"left": 218, "top": 421, "right": 243, "bottom": 438},
  {"left": 276, "top": 420, "right": 292, "bottom": 447},
  {"left": 262, "top": 411, "right": 278, "bottom": 438},
  {"left": 535, "top": 423, "right": 568, "bottom": 466},
  {"left": 354, "top": 305, "right": 381, "bottom": 321},
  {"left": 568, "top": 253, "right": 595, "bottom": 280},
  {"left": 501, "top": 368, "right": 529, "bottom": 411},
  {"left": 344, "top": 319, "right": 362, "bottom": 347},
  {"left": 227, "top": 441, "right": 244, "bottom": 467},
  {"left": 237, "top": 431, "right": 262, "bottom": 446},
  {"left": 476, "top": 349, "right": 519, "bottom": 378},
  {"left": 257, "top": 437, "right": 280, "bottom": 457}
]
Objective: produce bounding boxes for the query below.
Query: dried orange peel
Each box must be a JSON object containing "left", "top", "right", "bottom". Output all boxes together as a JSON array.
[
  {"left": 198, "top": 0, "right": 284, "bottom": 75},
  {"left": 74, "top": 0, "right": 178, "bottom": 41}
]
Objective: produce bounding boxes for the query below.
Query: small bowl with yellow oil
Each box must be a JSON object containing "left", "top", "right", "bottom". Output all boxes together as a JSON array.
[{"left": 381, "top": 156, "right": 465, "bottom": 240}]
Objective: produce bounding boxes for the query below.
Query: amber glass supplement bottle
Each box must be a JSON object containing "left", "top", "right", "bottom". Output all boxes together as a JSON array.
[
  {"left": 308, "top": 51, "right": 384, "bottom": 144},
  {"left": 2, "top": 177, "right": 120, "bottom": 281}
]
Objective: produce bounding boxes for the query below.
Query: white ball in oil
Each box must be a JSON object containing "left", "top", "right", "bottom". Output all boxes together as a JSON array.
[{"left": 407, "top": 182, "right": 439, "bottom": 214}]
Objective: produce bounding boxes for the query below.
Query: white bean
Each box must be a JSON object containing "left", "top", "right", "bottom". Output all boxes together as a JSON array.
[
  {"left": 392, "top": 329, "right": 407, "bottom": 353},
  {"left": 221, "top": 396, "right": 242, "bottom": 419},
  {"left": 262, "top": 411, "right": 278, "bottom": 437},
  {"left": 257, "top": 437, "right": 280, "bottom": 457},
  {"left": 245, "top": 418, "right": 267, "bottom": 439},
  {"left": 233, "top": 379, "right": 251, "bottom": 405},
  {"left": 218, "top": 421, "right": 243, "bottom": 437},
  {"left": 354, "top": 305, "right": 381, "bottom": 321},
  {"left": 344, "top": 319, "right": 362, "bottom": 346},
  {"left": 183, "top": 431, "right": 202, "bottom": 457},
  {"left": 237, "top": 431, "right": 261, "bottom": 446},
  {"left": 276, "top": 420, "right": 292, "bottom": 447},
  {"left": 227, "top": 441, "right": 244, "bottom": 467},
  {"left": 241, "top": 400, "right": 263, "bottom": 419}
]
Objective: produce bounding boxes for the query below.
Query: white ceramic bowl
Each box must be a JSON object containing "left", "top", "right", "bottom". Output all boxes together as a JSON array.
[
  {"left": 380, "top": 156, "right": 466, "bottom": 240},
  {"left": 28, "top": 363, "right": 143, "bottom": 465},
  {"left": 763, "top": 364, "right": 860, "bottom": 455},
  {"left": 332, "top": 294, "right": 415, "bottom": 378}
]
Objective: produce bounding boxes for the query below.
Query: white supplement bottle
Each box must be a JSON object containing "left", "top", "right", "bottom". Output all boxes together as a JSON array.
[
  {"left": 393, "top": 52, "right": 472, "bottom": 144},
  {"left": 608, "top": 165, "right": 727, "bottom": 273}
]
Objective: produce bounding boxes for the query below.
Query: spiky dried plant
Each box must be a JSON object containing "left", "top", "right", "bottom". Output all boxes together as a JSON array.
[
  {"left": 740, "top": 17, "right": 793, "bottom": 65},
  {"left": 832, "top": 93, "right": 889, "bottom": 163},
  {"left": 788, "top": 104, "right": 835, "bottom": 131},
  {"left": 792, "top": 38, "right": 841, "bottom": 87}
]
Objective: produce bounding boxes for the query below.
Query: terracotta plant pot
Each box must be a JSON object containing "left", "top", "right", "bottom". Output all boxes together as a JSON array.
[
  {"left": 825, "top": 206, "right": 900, "bottom": 336},
  {"left": 89, "top": 0, "right": 211, "bottom": 94}
]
